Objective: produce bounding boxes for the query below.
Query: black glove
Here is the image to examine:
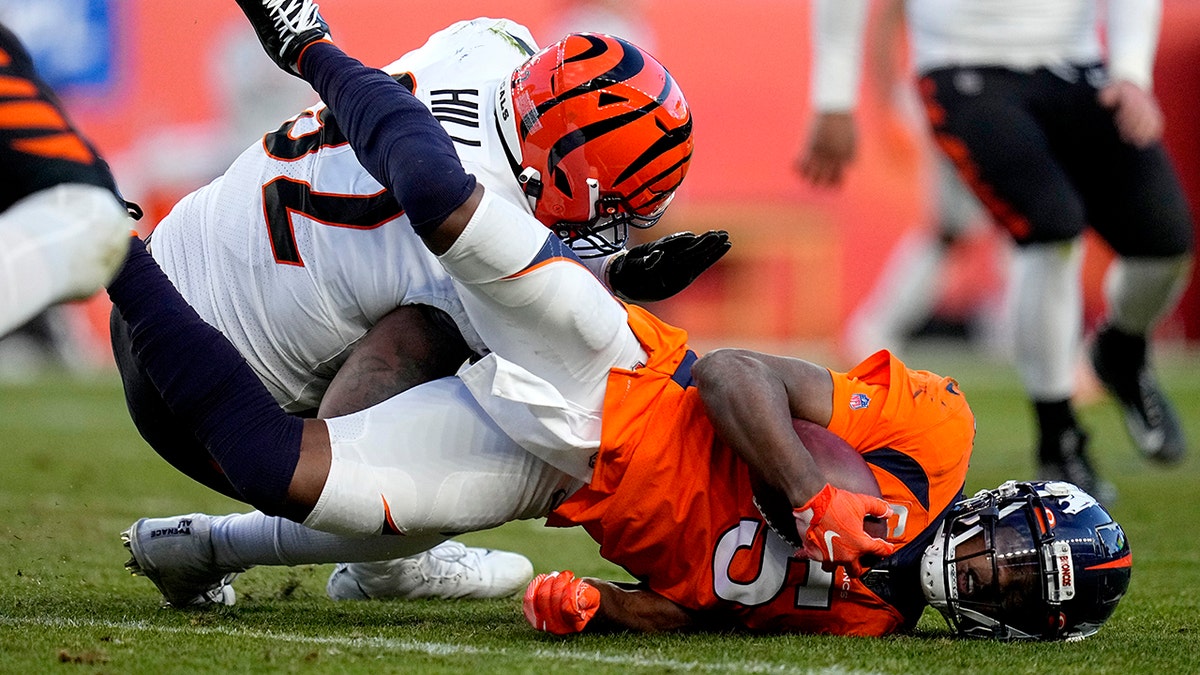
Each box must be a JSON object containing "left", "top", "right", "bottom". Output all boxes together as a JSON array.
[
  {"left": 608, "top": 230, "right": 731, "bottom": 303},
  {"left": 235, "top": 0, "right": 331, "bottom": 75}
]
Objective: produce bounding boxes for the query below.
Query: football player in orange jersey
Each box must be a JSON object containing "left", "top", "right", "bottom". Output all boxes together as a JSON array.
[
  {"left": 103, "top": 0, "right": 1130, "bottom": 639},
  {"left": 0, "top": 23, "right": 133, "bottom": 337}
]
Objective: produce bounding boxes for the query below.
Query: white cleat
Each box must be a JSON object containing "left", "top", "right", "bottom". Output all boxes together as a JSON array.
[
  {"left": 327, "top": 540, "right": 533, "bottom": 601},
  {"left": 121, "top": 514, "right": 241, "bottom": 608}
]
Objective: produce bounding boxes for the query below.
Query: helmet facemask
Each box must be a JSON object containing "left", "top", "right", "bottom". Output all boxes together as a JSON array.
[
  {"left": 921, "top": 480, "right": 1131, "bottom": 641},
  {"left": 495, "top": 32, "right": 692, "bottom": 258}
]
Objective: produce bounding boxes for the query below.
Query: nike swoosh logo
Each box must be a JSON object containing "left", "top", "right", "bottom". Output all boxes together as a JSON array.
[{"left": 823, "top": 530, "right": 840, "bottom": 561}]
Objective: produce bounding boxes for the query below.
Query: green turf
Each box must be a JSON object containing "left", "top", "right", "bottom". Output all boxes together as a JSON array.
[{"left": 1, "top": 348, "right": 1199, "bottom": 674}]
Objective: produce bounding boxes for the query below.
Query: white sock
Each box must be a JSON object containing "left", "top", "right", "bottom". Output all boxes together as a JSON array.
[
  {"left": 208, "top": 511, "right": 446, "bottom": 571},
  {"left": 1103, "top": 255, "right": 1192, "bottom": 335},
  {"left": 1010, "top": 241, "right": 1083, "bottom": 400}
]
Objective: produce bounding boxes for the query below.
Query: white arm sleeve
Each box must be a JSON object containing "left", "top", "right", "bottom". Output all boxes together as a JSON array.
[
  {"left": 581, "top": 250, "right": 619, "bottom": 293},
  {"left": 811, "top": 0, "right": 870, "bottom": 112},
  {"left": 1105, "top": 0, "right": 1162, "bottom": 89}
]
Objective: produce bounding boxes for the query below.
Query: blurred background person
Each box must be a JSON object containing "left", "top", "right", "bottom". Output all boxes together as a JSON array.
[
  {"left": 0, "top": 2, "right": 132, "bottom": 376},
  {"left": 799, "top": 0, "right": 1007, "bottom": 364},
  {"left": 802, "top": 0, "right": 1195, "bottom": 503},
  {"left": 0, "top": 19, "right": 130, "bottom": 350}
]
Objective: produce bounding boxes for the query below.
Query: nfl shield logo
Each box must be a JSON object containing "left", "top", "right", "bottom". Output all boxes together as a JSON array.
[{"left": 849, "top": 393, "right": 870, "bottom": 410}]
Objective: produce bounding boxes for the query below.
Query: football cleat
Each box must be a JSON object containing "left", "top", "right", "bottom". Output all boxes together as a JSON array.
[
  {"left": 495, "top": 33, "right": 692, "bottom": 256},
  {"left": 121, "top": 514, "right": 242, "bottom": 608},
  {"left": 1090, "top": 324, "right": 1186, "bottom": 464},
  {"left": 234, "top": 0, "right": 330, "bottom": 75},
  {"left": 1036, "top": 426, "right": 1117, "bottom": 505},
  {"left": 326, "top": 540, "right": 533, "bottom": 601}
]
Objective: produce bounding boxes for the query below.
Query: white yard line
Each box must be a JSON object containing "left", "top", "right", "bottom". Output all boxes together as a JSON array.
[{"left": 0, "top": 614, "right": 876, "bottom": 675}]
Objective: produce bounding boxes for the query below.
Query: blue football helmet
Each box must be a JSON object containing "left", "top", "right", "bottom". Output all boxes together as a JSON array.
[{"left": 921, "top": 480, "right": 1131, "bottom": 640}]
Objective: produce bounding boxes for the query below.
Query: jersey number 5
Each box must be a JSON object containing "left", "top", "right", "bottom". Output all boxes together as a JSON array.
[{"left": 712, "top": 519, "right": 834, "bottom": 610}]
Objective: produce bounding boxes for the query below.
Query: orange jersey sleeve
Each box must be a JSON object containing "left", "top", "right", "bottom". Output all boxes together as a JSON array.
[{"left": 827, "top": 349, "right": 976, "bottom": 547}]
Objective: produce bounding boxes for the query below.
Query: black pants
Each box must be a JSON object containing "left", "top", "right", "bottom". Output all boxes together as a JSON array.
[
  {"left": 0, "top": 23, "right": 122, "bottom": 211},
  {"left": 110, "top": 303, "right": 244, "bottom": 502},
  {"left": 920, "top": 64, "right": 1194, "bottom": 257}
]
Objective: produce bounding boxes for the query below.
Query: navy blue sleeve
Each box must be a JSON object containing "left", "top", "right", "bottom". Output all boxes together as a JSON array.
[
  {"left": 106, "top": 237, "right": 303, "bottom": 513},
  {"left": 298, "top": 41, "right": 477, "bottom": 234}
]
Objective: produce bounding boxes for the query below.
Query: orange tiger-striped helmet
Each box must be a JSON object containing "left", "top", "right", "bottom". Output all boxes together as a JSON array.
[{"left": 494, "top": 33, "right": 693, "bottom": 257}]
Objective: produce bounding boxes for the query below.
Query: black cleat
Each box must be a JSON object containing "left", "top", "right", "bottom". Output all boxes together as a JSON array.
[
  {"left": 1090, "top": 324, "right": 1186, "bottom": 464},
  {"left": 235, "top": 0, "right": 330, "bottom": 75},
  {"left": 1037, "top": 426, "right": 1118, "bottom": 505}
]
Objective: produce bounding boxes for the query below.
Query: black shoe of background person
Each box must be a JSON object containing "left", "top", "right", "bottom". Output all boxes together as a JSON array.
[
  {"left": 1037, "top": 426, "right": 1118, "bottom": 505},
  {"left": 1090, "top": 324, "right": 1186, "bottom": 464}
]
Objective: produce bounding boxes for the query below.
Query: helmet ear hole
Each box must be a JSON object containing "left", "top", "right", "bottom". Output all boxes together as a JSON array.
[{"left": 553, "top": 167, "right": 573, "bottom": 197}]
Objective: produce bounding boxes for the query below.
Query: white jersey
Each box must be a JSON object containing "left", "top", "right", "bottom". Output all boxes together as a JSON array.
[
  {"left": 812, "top": 0, "right": 1161, "bottom": 111},
  {"left": 907, "top": 0, "right": 1100, "bottom": 74},
  {"left": 150, "top": 18, "right": 539, "bottom": 412},
  {"left": 907, "top": 0, "right": 1160, "bottom": 86}
]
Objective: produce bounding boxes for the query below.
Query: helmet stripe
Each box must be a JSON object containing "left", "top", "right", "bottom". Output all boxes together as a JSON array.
[
  {"left": 527, "top": 35, "right": 648, "bottom": 132},
  {"left": 614, "top": 114, "right": 692, "bottom": 185},
  {"left": 624, "top": 151, "right": 691, "bottom": 208},
  {"left": 546, "top": 104, "right": 649, "bottom": 175},
  {"left": 1084, "top": 553, "right": 1132, "bottom": 570}
]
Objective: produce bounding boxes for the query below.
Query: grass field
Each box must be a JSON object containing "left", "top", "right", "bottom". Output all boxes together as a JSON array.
[{"left": 1, "top": 346, "right": 1199, "bottom": 674}]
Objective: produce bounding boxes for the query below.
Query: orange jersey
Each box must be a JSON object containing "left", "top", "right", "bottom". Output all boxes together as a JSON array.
[{"left": 548, "top": 304, "right": 975, "bottom": 636}]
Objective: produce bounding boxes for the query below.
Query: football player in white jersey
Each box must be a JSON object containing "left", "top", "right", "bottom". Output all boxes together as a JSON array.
[
  {"left": 801, "top": 0, "right": 1193, "bottom": 502},
  {"left": 104, "top": 1, "right": 1131, "bottom": 641},
  {"left": 113, "top": 17, "right": 727, "bottom": 606},
  {"left": 0, "top": 23, "right": 133, "bottom": 338}
]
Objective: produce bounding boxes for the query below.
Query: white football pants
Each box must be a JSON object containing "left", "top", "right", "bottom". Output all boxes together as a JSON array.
[
  {"left": 304, "top": 188, "right": 644, "bottom": 536},
  {"left": 0, "top": 184, "right": 130, "bottom": 337}
]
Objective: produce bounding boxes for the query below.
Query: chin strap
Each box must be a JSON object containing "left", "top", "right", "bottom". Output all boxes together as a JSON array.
[{"left": 517, "top": 167, "right": 543, "bottom": 213}]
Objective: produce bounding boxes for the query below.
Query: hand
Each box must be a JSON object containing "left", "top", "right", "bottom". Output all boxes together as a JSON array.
[
  {"left": 1098, "top": 80, "right": 1164, "bottom": 149},
  {"left": 793, "top": 483, "right": 896, "bottom": 577},
  {"left": 235, "top": 0, "right": 331, "bottom": 75},
  {"left": 796, "top": 112, "right": 857, "bottom": 187},
  {"left": 523, "top": 571, "right": 601, "bottom": 635},
  {"left": 607, "top": 230, "right": 730, "bottom": 302}
]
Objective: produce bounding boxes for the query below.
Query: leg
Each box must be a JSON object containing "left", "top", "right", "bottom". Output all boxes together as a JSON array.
[
  {"left": 0, "top": 24, "right": 131, "bottom": 336},
  {"left": 922, "top": 68, "right": 1113, "bottom": 500},
  {"left": 123, "top": 508, "right": 537, "bottom": 606},
  {"left": 1067, "top": 112, "right": 1195, "bottom": 463},
  {"left": 0, "top": 184, "right": 129, "bottom": 336},
  {"left": 109, "top": 303, "right": 243, "bottom": 501},
  {"left": 107, "top": 237, "right": 315, "bottom": 518},
  {"left": 123, "top": 377, "right": 578, "bottom": 606},
  {"left": 121, "top": 510, "right": 453, "bottom": 608},
  {"left": 304, "top": 377, "right": 582, "bottom": 535}
]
